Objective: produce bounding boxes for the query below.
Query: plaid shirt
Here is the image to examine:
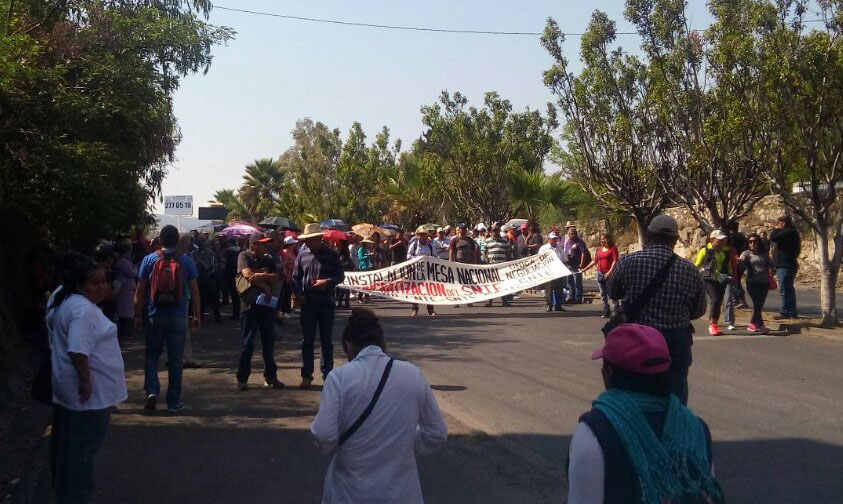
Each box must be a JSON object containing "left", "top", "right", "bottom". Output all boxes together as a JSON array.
[{"left": 608, "top": 245, "right": 706, "bottom": 330}]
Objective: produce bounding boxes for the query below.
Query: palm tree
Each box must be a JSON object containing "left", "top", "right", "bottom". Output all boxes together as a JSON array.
[
  {"left": 507, "top": 169, "right": 570, "bottom": 222},
  {"left": 211, "top": 189, "right": 250, "bottom": 222},
  {"left": 239, "top": 158, "right": 284, "bottom": 221}
]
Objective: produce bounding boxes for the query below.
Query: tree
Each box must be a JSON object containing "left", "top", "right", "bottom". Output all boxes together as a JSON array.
[
  {"left": 507, "top": 169, "right": 570, "bottom": 223},
  {"left": 542, "top": 14, "right": 669, "bottom": 244},
  {"left": 626, "top": 0, "right": 772, "bottom": 233},
  {"left": 759, "top": 0, "right": 843, "bottom": 326},
  {"left": 211, "top": 189, "right": 250, "bottom": 222},
  {"left": 239, "top": 158, "right": 284, "bottom": 222},
  {"left": 376, "top": 150, "right": 443, "bottom": 229},
  {"left": 336, "top": 123, "right": 401, "bottom": 223},
  {"left": 418, "top": 91, "right": 557, "bottom": 225}
]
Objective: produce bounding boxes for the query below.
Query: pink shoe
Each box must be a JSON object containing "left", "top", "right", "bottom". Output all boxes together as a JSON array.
[
  {"left": 747, "top": 322, "right": 760, "bottom": 332},
  {"left": 708, "top": 323, "right": 722, "bottom": 336}
]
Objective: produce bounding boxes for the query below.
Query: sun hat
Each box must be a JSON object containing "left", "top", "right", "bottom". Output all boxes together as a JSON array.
[
  {"left": 249, "top": 233, "right": 272, "bottom": 246},
  {"left": 443, "top": 225, "right": 451, "bottom": 230},
  {"left": 298, "top": 223, "right": 326, "bottom": 240},
  {"left": 709, "top": 229, "right": 728, "bottom": 240},
  {"left": 591, "top": 323, "right": 671, "bottom": 375},
  {"left": 415, "top": 225, "right": 429, "bottom": 234},
  {"left": 565, "top": 220, "right": 578, "bottom": 229},
  {"left": 361, "top": 238, "right": 376, "bottom": 245},
  {"left": 548, "top": 232, "right": 559, "bottom": 240},
  {"left": 647, "top": 214, "right": 679, "bottom": 238},
  {"left": 283, "top": 236, "right": 298, "bottom": 246}
]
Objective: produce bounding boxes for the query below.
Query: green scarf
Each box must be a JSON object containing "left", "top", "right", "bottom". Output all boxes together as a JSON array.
[{"left": 593, "top": 389, "right": 725, "bottom": 504}]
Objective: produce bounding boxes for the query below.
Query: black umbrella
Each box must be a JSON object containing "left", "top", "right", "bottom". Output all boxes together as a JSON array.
[{"left": 259, "top": 216, "right": 299, "bottom": 231}]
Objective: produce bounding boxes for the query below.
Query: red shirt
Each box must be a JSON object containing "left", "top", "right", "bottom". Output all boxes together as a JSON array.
[{"left": 594, "top": 246, "right": 619, "bottom": 274}]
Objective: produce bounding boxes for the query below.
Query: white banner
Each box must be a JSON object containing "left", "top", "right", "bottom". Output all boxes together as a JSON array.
[
  {"left": 164, "top": 195, "right": 193, "bottom": 216},
  {"left": 339, "top": 249, "right": 571, "bottom": 305}
]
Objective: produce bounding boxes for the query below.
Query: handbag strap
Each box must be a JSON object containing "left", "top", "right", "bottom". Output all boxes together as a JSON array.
[
  {"left": 624, "top": 254, "right": 677, "bottom": 323},
  {"left": 339, "top": 358, "right": 394, "bottom": 446}
]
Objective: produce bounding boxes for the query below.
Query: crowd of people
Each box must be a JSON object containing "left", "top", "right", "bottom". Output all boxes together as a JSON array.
[{"left": 43, "top": 212, "right": 804, "bottom": 503}]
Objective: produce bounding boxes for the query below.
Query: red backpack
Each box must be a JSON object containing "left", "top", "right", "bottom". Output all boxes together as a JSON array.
[{"left": 149, "top": 250, "right": 184, "bottom": 308}]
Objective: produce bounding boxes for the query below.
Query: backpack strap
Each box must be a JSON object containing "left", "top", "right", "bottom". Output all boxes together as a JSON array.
[{"left": 339, "top": 358, "right": 394, "bottom": 446}]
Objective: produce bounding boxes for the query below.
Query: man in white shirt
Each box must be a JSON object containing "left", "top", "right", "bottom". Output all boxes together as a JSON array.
[
  {"left": 539, "top": 232, "right": 566, "bottom": 312},
  {"left": 433, "top": 228, "right": 451, "bottom": 260},
  {"left": 311, "top": 308, "right": 447, "bottom": 504}
]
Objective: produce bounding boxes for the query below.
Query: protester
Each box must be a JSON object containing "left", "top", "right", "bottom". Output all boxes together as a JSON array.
[
  {"left": 449, "top": 223, "right": 479, "bottom": 307},
  {"left": 280, "top": 236, "right": 299, "bottom": 316},
  {"left": 293, "top": 223, "right": 345, "bottom": 389},
  {"left": 567, "top": 323, "right": 723, "bottom": 504},
  {"left": 310, "top": 308, "right": 447, "bottom": 504},
  {"left": 47, "top": 253, "right": 127, "bottom": 504},
  {"left": 235, "top": 233, "right": 283, "bottom": 391},
  {"left": 525, "top": 222, "right": 543, "bottom": 256},
  {"left": 539, "top": 232, "right": 567, "bottom": 312},
  {"left": 433, "top": 227, "right": 451, "bottom": 260},
  {"left": 135, "top": 225, "right": 200, "bottom": 413},
  {"left": 93, "top": 242, "right": 118, "bottom": 321},
  {"left": 758, "top": 230, "right": 771, "bottom": 253},
  {"left": 563, "top": 222, "right": 588, "bottom": 304},
  {"left": 356, "top": 238, "right": 375, "bottom": 304},
  {"left": 191, "top": 237, "right": 221, "bottom": 323},
  {"left": 389, "top": 230, "right": 408, "bottom": 265},
  {"left": 741, "top": 233, "right": 775, "bottom": 333},
  {"left": 177, "top": 234, "right": 200, "bottom": 369},
  {"left": 221, "top": 237, "right": 242, "bottom": 320},
  {"left": 769, "top": 215, "right": 801, "bottom": 319},
  {"left": 694, "top": 230, "right": 733, "bottom": 336},
  {"left": 516, "top": 223, "right": 529, "bottom": 258},
  {"left": 483, "top": 224, "right": 514, "bottom": 307},
  {"left": 608, "top": 215, "right": 706, "bottom": 405},
  {"left": 337, "top": 239, "right": 353, "bottom": 310},
  {"left": 407, "top": 226, "right": 438, "bottom": 316},
  {"left": 113, "top": 239, "right": 137, "bottom": 337},
  {"left": 583, "top": 232, "right": 619, "bottom": 318},
  {"left": 727, "top": 221, "right": 749, "bottom": 309}
]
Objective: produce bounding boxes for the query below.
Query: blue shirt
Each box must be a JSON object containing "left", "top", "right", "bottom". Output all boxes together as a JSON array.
[
  {"left": 137, "top": 250, "right": 198, "bottom": 318},
  {"left": 292, "top": 246, "right": 345, "bottom": 300}
]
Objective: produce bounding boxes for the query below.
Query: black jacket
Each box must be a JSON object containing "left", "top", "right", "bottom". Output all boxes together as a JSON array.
[{"left": 769, "top": 227, "right": 801, "bottom": 268}]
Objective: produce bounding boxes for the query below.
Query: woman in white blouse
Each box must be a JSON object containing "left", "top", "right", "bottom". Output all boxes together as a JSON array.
[
  {"left": 47, "top": 253, "right": 127, "bottom": 504},
  {"left": 311, "top": 308, "right": 447, "bottom": 504}
]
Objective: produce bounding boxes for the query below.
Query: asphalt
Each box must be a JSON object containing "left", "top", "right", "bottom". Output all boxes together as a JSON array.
[{"left": 32, "top": 292, "right": 843, "bottom": 504}]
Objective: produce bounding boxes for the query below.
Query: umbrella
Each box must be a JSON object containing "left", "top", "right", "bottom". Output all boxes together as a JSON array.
[
  {"left": 352, "top": 223, "right": 387, "bottom": 238},
  {"left": 501, "top": 218, "right": 528, "bottom": 231},
  {"left": 322, "top": 229, "right": 350, "bottom": 243},
  {"left": 259, "top": 216, "right": 299, "bottom": 230},
  {"left": 218, "top": 222, "right": 263, "bottom": 238},
  {"left": 379, "top": 224, "right": 401, "bottom": 236},
  {"left": 320, "top": 219, "right": 350, "bottom": 231}
]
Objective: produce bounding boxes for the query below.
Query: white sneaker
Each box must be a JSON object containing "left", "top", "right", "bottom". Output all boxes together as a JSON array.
[{"left": 728, "top": 325, "right": 736, "bottom": 331}]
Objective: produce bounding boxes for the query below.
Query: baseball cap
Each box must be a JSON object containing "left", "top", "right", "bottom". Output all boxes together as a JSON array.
[
  {"left": 709, "top": 229, "right": 728, "bottom": 240},
  {"left": 520, "top": 222, "right": 529, "bottom": 230},
  {"left": 647, "top": 214, "right": 679, "bottom": 238},
  {"left": 548, "top": 232, "right": 559, "bottom": 240},
  {"left": 457, "top": 222, "right": 468, "bottom": 229},
  {"left": 249, "top": 233, "right": 272, "bottom": 246},
  {"left": 444, "top": 225, "right": 452, "bottom": 230},
  {"left": 475, "top": 222, "right": 487, "bottom": 231},
  {"left": 591, "top": 323, "right": 671, "bottom": 375},
  {"left": 283, "top": 236, "right": 298, "bottom": 246}
]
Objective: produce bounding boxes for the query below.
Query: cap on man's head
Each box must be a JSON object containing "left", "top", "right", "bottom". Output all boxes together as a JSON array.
[
  {"left": 548, "top": 232, "right": 559, "bottom": 240},
  {"left": 457, "top": 222, "right": 468, "bottom": 229},
  {"left": 283, "top": 236, "right": 298, "bottom": 246},
  {"left": 520, "top": 222, "right": 529, "bottom": 230},
  {"left": 591, "top": 323, "right": 671, "bottom": 375},
  {"left": 249, "top": 233, "right": 272, "bottom": 246},
  {"left": 444, "top": 225, "right": 452, "bottom": 231},
  {"left": 475, "top": 222, "right": 487, "bottom": 231},
  {"left": 647, "top": 214, "right": 679, "bottom": 238},
  {"left": 709, "top": 229, "right": 728, "bottom": 240}
]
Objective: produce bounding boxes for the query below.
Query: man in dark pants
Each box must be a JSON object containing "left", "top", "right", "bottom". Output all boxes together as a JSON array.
[
  {"left": 293, "top": 223, "right": 345, "bottom": 389},
  {"left": 221, "top": 237, "right": 241, "bottom": 320},
  {"left": 770, "top": 215, "right": 801, "bottom": 319},
  {"left": 236, "top": 233, "right": 283, "bottom": 391},
  {"left": 608, "top": 215, "right": 707, "bottom": 405}
]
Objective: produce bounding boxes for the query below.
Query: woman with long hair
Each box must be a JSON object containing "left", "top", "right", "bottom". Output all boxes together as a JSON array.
[
  {"left": 47, "top": 253, "right": 127, "bottom": 503},
  {"left": 741, "top": 234, "right": 775, "bottom": 333},
  {"left": 583, "top": 231, "right": 620, "bottom": 318}
]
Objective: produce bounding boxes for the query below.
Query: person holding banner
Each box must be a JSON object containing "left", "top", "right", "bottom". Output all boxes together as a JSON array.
[
  {"left": 484, "top": 224, "right": 514, "bottom": 307},
  {"left": 540, "top": 232, "right": 567, "bottom": 312},
  {"left": 449, "top": 223, "right": 479, "bottom": 307},
  {"left": 407, "top": 227, "right": 438, "bottom": 317}
]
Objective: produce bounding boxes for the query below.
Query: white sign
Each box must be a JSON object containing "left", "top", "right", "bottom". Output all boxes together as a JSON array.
[
  {"left": 164, "top": 195, "right": 193, "bottom": 216},
  {"left": 339, "top": 250, "right": 571, "bottom": 305}
]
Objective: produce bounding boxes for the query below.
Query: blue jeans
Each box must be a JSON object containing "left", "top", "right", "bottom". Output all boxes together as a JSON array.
[
  {"left": 776, "top": 267, "right": 798, "bottom": 317},
  {"left": 596, "top": 271, "right": 609, "bottom": 310},
  {"left": 659, "top": 328, "right": 693, "bottom": 405},
  {"left": 144, "top": 316, "right": 186, "bottom": 408},
  {"left": 301, "top": 297, "right": 335, "bottom": 379},
  {"left": 567, "top": 269, "right": 583, "bottom": 302},
  {"left": 51, "top": 405, "right": 111, "bottom": 504},
  {"left": 724, "top": 283, "right": 736, "bottom": 326},
  {"left": 237, "top": 306, "right": 277, "bottom": 382}
]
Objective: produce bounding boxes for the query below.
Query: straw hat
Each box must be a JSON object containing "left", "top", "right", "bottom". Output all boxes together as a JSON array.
[
  {"left": 298, "top": 223, "right": 325, "bottom": 240},
  {"left": 565, "top": 220, "right": 578, "bottom": 229},
  {"left": 415, "top": 225, "right": 429, "bottom": 234},
  {"left": 361, "top": 238, "right": 376, "bottom": 245}
]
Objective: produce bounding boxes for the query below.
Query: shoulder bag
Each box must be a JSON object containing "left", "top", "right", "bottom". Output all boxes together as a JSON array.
[
  {"left": 339, "top": 358, "right": 394, "bottom": 446},
  {"left": 602, "top": 254, "right": 677, "bottom": 337}
]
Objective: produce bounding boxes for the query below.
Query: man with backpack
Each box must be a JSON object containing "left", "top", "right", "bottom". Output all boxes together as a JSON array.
[
  {"left": 407, "top": 226, "right": 437, "bottom": 317},
  {"left": 135, "top": 225, "right": 201, "bottom": 413}
]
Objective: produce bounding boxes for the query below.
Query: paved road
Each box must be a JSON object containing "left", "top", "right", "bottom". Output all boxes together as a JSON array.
[{"left": 35, "top": 294, "right": 843, "bottom": 503}]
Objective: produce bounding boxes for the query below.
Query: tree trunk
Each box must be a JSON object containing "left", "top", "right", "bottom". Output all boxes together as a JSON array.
[
  {"left": 633, "top": 211, "right": 647, "bottom": 246},
  {"left": 815, "top": 230, "right": 839, "bottom": 327}
]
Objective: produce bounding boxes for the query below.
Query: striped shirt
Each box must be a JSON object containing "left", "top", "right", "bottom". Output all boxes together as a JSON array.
[{"left": 484, "top": 237, "right": 512, "bottom": 264}]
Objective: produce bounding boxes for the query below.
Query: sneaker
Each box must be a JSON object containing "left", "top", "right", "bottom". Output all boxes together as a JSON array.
[
  {"left": 166, "top": 403, "right": 184, "bottom": 414},
  {"left": 747, "top": 322, "right": 760, "bottom": 332},
  {"left": 428, "top": 311, "right": 437, "bottom": 317},
  {"left": 410, "top": 309, "right": 418, "bottom": 317},
  {"left": 236, "top": 381, "right": 249, "bottom": 391},
  {"left": 144, "top": 394, "right": 157, "bottom": 410},
  {"left": 727, "top": 325, "right": 736, "bottom": 331},
  {"left": 708, "top": 323, "right": 722, "bottom": 336},
  {"left": 545, "top": 305, "right": 552, "bottom": 312},
  {"left": 264, "top": 377, "right": 285, "bottom": 389},
  {"left": 299, "top": 377, "right": 313, "bottom": 389}
]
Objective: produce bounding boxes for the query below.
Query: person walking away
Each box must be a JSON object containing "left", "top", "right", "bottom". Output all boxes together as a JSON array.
[
  {"left": 113, "top": 239, "right": 137, "bottom": 338},
  {"left": 407, "top": 227, "right": 437, "bottom": 316},
  {"left": 608, "top": 215, "right": 706, "bottom": 405},
  {"left": 769, "top": 215, "right": 801, "bottom": 319},
  {"left": 389, "top": 230, "right": 408, "bottom": 265},
  {"left": 177, "top": 234, "right": 201, "bottom": 369},
  {"left": 356, "top": 238, "right": 375, "bottom": 304},
  {"left": 694, "top": 230, "right": 733, "bottom": 336},
  {"left": 337, "top": 240, "right": 353, "bottom": 310},
  {"left": 235, "top": 233, "right": 283, "bottom": 391},
  {"left": 293, "top": 223, "right": 345, "bottom": 389},
  {"left": 563, "top": 223, "right": 589, "bottom": 304},
  {"left": 582, "top": 232, "right": 619, "bottom": 318},
  {"left": 311, "top": 308, "right": 447, "bottom": 504},
  {"left": 484, "top": 224, "right": 513, "bottom": 307},
  {"left": 567, "top": 323, "right": 723, "bottom": 504},
  {"left": 47, "top": 254, "right": 127, "bottom": 504},
  {"left": 191, "top": 237, "right": 221, "bottom": 323},
  {"left": 540, "top": 232, "right": 567, "bottom": 312},
  {"left": 741, "top": 234, "right": 775, "bottom": 333},
  {"left": 221, "top": 237, "right": 242, "bottom": 320},
  {"left": 449, "top": 223, "right": 479, "bottom": 307},
  {"left": 135, "top": 225, "right": 200, "bottom": 413},
  {"left": 280, "top": 236, "right": 298, "bottom": 316}
]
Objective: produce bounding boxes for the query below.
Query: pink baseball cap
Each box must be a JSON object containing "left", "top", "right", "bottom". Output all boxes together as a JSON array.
[{"left": 591, "top": 323, "right": 671, "bottom": 375}]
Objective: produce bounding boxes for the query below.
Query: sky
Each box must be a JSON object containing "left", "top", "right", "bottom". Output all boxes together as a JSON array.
[{"left": 159, "top": 0, "right": 713, "bottom": 216}]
